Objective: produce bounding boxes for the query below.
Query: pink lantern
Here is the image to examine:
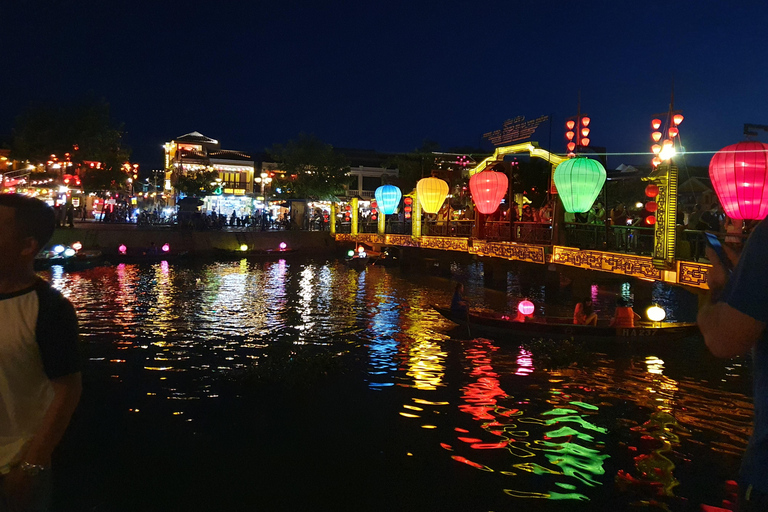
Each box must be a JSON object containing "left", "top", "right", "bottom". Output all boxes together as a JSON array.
[
  {"left": 709, "top": 141, "right": 768, "bottom": 220},
  {"left": 518, "top": 300, "right": 535, "bottom": 315},
  {"left": 119, "top": 244, "right": 127, "bottom": 255},
  {"left": 469, "top": 170, "right": 509, "bottom": 214},
  {"left": 162, "top": 243, "right": 170, "bottom": 252}
]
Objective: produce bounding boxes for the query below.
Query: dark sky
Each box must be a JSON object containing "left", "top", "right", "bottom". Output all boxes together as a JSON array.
[{"left": 3, "top": 0, "right": 767, "bottom": 170}]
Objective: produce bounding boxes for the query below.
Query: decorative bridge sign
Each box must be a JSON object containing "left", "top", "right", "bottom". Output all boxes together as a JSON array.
[{"left": 483, "top": 115, "right": 549, "bottom": 146}]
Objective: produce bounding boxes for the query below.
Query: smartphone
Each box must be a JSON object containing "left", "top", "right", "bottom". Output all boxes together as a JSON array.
[{"left": 704, "top": 232, "right": 733, "bottom": 271}]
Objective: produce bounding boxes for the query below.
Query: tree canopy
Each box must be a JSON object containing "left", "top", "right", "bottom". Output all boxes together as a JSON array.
[
  {"left": 268, "top": 134, "right": 350, "bottom": 200},
  {"left": 174, "top": 170, "right": 221, "bottom": 198}
]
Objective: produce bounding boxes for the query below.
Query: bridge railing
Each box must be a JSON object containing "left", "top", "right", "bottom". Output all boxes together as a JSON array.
[{"left": 485, "top": 221, "right": 553, "bottom": 244}]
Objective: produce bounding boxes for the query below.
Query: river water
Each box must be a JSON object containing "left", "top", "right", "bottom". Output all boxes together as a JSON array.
[{"left": 45, "top": 257, "right": 751, "bottom": 511}]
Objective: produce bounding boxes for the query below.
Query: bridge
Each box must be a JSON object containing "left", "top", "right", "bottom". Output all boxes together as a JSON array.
[{"left": 331, "top": 142, "right": 712, "bottom": 291}]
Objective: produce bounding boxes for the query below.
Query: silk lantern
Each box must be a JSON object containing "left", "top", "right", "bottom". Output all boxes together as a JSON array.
[
  {"left": 518, "top": 300, "right": 535, "bottom": 315},
  {"left": 645, "top": 184, "right": 659, "bottom": 198},
  {"left": 709, "top": 141, "right": 768, "bottom": 220},
  {"left": 374, "top": 184, "right": 402, "bottom": 215},
  {"left": 469, "top": 170, "right": 508, "bottom": 215},
  {"left": 553, "top": 156, "right": 607, "bottom": 213},
  {"left": 416, "top": 177, "right": 449, "bottom": 214}
]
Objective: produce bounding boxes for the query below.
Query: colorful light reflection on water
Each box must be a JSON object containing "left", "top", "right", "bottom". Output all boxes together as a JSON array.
[{"left": 46, "top": 259, "right": 752, "bottom": 511}]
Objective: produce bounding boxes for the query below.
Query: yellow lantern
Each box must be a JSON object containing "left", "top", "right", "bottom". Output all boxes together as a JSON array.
[{"left": 416, "top": 177, "right": 449, "bottom": 214}]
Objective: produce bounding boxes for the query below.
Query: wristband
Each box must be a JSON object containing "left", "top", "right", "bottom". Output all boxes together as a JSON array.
[{"left": 19, "top": 461, "right": 49, "bottom": 476}]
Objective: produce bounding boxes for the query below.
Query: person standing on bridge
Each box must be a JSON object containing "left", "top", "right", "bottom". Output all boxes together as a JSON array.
[{"left": 698, "top": 217, "right": 768, "bottom": 511}]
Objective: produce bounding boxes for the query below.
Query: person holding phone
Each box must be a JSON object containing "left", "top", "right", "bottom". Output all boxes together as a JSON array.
[{"left": 698, "top": 220, "right": 768, "bottom": 510}]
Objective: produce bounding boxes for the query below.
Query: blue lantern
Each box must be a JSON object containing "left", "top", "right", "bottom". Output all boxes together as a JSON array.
[{"left": 374, "top": 184, "right": 402, "bottom": 215}]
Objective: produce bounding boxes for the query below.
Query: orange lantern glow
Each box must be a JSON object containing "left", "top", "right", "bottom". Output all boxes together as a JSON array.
[
  {"left": 645, "top": 201, "right": 658, "bottom": 212},
  {"left": 581, "top": 127, "right": 590, "bottom": 137},
  {"left": 645, "top": 184, "right": 659, "bottom": 197},
  {"left": 469, "top": 170, "right": 509, "bottom": 215},
  {"left": 416, "top": 176, "right": 449, "bottom": 214},
  {"left": 566, "top": 120, "right": 575, "bottom": 130},
  {"left": 651, "top": 157, "right": 662, "bottom": 167},
  {"left": 652, "top": 119, "right": 662, "bottom": 130},
  {"left": 651, "top": 131, "right": 662, "bottom": 142},
  {"left": 580, "top": 138, "right": 590, "bottom": 146},
  {"left": 565, "top": 131, "right": 575, "bottom": 141},
  {"left": 567, "top": 142, "right": 576, "bottom": 152},
  {"left": 669, "top": 127, "right": 679, "bottom": 138},
  {"left": 651, "top": 144, "right": 661, "bottom": 155},
  {"left": 673, "top": 114, "right": 684, "bottom": 126},
  {"left": 581, "top": 117, "right": 590, "bottom": 127},
  {"left": 645, "top": 215, "right": 656, "bottom": 226}
]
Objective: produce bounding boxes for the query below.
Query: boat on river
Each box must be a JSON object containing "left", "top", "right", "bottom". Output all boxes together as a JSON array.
[{"left": 432, "top": 305, "right": 699, "bottom": 342}]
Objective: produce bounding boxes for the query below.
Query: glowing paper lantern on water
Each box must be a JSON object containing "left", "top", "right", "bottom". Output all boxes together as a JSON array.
[
  {"left": 469, "top": 170, "right": 508, "bottom": 215},
  {"left": 646, "top": 305, "right": 666, "bottom": 322},
  {"left": 118, "top": 244, "right": 127, "bottom": 255},
  {"left": 645, "top": 184, "right": 659, "bottom": 198},
  {"left": 240, "top": 244, "right": 249, "bottom": 251},
  {"left": 279, "top": 242, "right": 287, "bottom": 250},
  {"left": 72, "top": 241, "right": 83, "bottom": 251},
  {"left": 374, "top": 184, "right": 402, "bottom": 215},
  {"left": 553, "top": 156, "right": 607, "bottom": 213},
  {"left": 53, "top": 245, "right": 65, "bottom": 254},
  {"left": 518, "top": 300, "right": 535, "bottom": 315},
  {"left": 709, "top": 141, "right": 768, "bottom": 220},
  {"left": 416, "top": 177, "right": 449, "bottom": 214},
  {"left": 161, "top": 243, "right": 170, "bottom": 252},
  {"left": 63, "top": 248, "right": 76, "bottom": 257}
]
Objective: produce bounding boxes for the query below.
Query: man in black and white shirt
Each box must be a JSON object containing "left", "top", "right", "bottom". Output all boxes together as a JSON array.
[{"left": 0, "top": 194, "right": 81, "bottom": 511}]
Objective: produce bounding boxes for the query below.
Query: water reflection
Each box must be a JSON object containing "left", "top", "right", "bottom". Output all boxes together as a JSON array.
[{"left": 44, "top": 259, "right": 751, "bottom": 510}]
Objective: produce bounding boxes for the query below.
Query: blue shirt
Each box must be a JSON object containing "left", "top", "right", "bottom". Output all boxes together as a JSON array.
[
  {"left": 721, "top": 218, "right": 768, "bottom": 491},
  {"left": 451, "top": 290, "right": 467, "bottom": 315}
]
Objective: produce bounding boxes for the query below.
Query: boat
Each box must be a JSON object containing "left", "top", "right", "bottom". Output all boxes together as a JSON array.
[
  {"left": 214, "top": 247, "right": 299, "bottom": 259},
  {"left": 110, "top": 247, "right": 189, "bottom": 264},
  {"left": 431, "top": 305, "right": 699, "bottom": 342}
]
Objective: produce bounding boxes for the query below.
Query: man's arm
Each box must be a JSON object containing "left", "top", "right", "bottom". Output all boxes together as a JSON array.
[
  {"left": 698, "top": 302, "right": 765, "bottom": 358},
  {"left": 21, "top": 372, "right": 82, "bottom": 466}
]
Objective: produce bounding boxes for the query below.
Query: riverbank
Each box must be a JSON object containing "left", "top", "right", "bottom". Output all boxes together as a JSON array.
[{"left": 48, "top": 221, "right": 338, "bottom": 256}]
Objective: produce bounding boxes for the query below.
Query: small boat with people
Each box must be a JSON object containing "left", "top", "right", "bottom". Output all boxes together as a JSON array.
[{"left": 431, "top": 304, "right": 699, "bottom": 343}]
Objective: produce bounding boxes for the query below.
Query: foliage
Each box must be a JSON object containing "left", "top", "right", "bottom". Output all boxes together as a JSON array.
[
  {"left": 173, "top": 170, "right": 221, "bottom": 198},
  {"left": 268, "top": 134, "right": 350, "bottom": 200},
  {"left": 11, "top": 95, "right": 130, "bottom": 172}
]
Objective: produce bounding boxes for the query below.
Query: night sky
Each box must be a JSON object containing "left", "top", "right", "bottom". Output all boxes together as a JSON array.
[{"left": 3, "top": 0, "right": 767, "bottom": 170}]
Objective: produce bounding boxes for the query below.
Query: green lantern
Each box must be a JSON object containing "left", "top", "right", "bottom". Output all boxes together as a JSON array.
[{"left": 553, "top": 156, "right": 606, "bottom": 213}]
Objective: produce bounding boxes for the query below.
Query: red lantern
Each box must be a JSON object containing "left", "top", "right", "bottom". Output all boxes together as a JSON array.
[
  {"left": 567, "top": 142, "right": 576, "bottom": 152},
  {"left": 404, "top": 197, "right": 413, "bottom": 206},
  {"left": 669, "top": 127, "right": 679, "bottom": 138},
  {"left": 645, "top": 215, "right": 656, "bottom": 226},
  {"left": 566, "top": 120, "right": 575, "bottom": 130},
  {"left": 651, "top": 131, "right": 662, "bottom": 142},
  {"left": 645, "top": 184, "right": 659, "bottom": 197},
  {"left": 652, "top": 119, "right": 662, "bottom": 130},
  {"left": 645, "top": 201, "right": 658, "bottom": 212},
  {"left": 651, "top": 157, "right": 662, "bottom": 167},
  {"left": 673, "top": 114, "right": 684, "bottom": 126},
  {"left": 651, "top": 144, "right": 661, "bottom": 155},
  {"left": 469, "top": 170, "right": 509, "bottom": 215},
  {"left": 581, "top": 127, "right": 590, "bottom": 137},
  {"left": 518, "top": 300, "right": 535, "bottom": 315},
  {"left": 581, "top": 117, "right": 590, "bottom": 127},
  {"left": 709, "top": 141, "right": 768, "bottom": 220},
  {"left": 565, "top": 131, "right": 575, "bottom": 141},
  {"left": 580, "top": 138, "right": 590, "bottom": 146}
]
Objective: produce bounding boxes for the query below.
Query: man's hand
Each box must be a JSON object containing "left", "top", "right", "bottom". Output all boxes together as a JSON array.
[
  {"left": 705, "top": 245, "right": 741, "bottom": 295},
  {"left": 2, "top": 467, "right": 34, "bottom": 509}
]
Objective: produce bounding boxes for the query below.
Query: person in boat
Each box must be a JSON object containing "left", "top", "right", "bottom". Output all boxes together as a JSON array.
[
  {"left": 451, "top": 283, "right": 469, "bottom": 317},
  {"left": 609, "top": 297, "right": 641, "bottom": 328},
  {"left": 574, "top": 298, "right": 598, "bottom": 326}
]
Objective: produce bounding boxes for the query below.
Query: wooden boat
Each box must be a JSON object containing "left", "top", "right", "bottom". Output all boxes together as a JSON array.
[
  {"left": 214, "top": 247, "right": 299, "bottom": 259},
  {"left": 110, "top": 249, "right": 189, "bottom": 264},
  {"left": 431, "top": 305, "right": 699, "bottom": 342}
]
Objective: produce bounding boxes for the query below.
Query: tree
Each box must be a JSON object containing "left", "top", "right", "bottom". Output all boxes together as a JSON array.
[
  {"left": 174, "top": 170, "right": 220, "bottom": 198},
  {"left": 11, "top": 95, "right": 131, "bottom": 187},
  {"left": 268, "top": 134, "right": 350, "bottom": 200}
]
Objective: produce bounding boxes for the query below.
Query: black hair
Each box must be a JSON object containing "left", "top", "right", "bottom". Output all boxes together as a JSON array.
[{"left": 0, "top": 194, "right": 56, "bottom": 250}]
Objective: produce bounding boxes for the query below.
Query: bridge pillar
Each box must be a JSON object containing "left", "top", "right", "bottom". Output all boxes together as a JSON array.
[
  {"left": 351, "top": 197, "right": 359, "bottom": 236},
  {"left": 377, "top": 211, "right": 386, "bottom": 236},
  {"left": 481, "top": 258, "right": 507, "bottom": 291},
  {"left": 329, "top": 203, "right": 337, "bottom": 236}
]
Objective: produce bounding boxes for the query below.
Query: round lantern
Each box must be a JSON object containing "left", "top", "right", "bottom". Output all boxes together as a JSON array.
[
  {"left": 581, "top": 117, "right": 591, "bottom": 127},
  {"left": 581, "top": 128, "right": 590, "bottom": 138},
  {"left": 553, "top": 156, "right": 607, "bottom": 213},
  {"left": 469, "top": 170, "right": 509, "bottom": 215},
  {"left": 374, "top": 184, "right": 402, "bottom": 215},
  {"left": 645, "top": 184, "right": 659, "bottom": 198},
  {"left": 416, "top": 177, "right": 449, "bottom": 214},
  {"left": 669, "top": 127, "right": 679, "bottom": 138},
  {"left": 645, "top": 201, "right": 658, "bottom": 213},
  {"left": 566, "top": 131, "right": 575, "bottom": 141},
  {"left": 518, "top": 300, "right": 535, "bottom": 315},
  {"left": 646, "top": 305, "right": 666, "bottom": 322},
  {"left": 652, "top": 119, "right": 662, "bottom": 130},
  {"left": 673, "top": 114, "right": 684, "bottom": 126},
  {"left": 651, "top": 131, "right": 662, "bottom": 142},
  {"left": 567, "top": 142, "right": 576, "bottom": 152},
  {"left": 645, "top": 215, "right": 656, "bottom": 226},
  {"left": 651, "top": 144, "right": 661, "bottom": 155},
  {"left": 709, "top": 141, "right": 768, "bottom": 220},
  {"left": 566, "top": 120, "right": 575, "bottom": 130},
  {"left": 580, "top": 137, "right": 590, "bottom": 146}
]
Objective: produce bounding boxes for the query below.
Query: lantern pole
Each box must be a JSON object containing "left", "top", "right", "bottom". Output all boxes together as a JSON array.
[
  {"left": 329, "top": 202, "right": 336, "bottom": 236},
  {"left": 412, "top": 193, "right": 421, "bottom": 238},
  {"left": 351, "top": 197, "right": 359, "bottom": 236}
]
